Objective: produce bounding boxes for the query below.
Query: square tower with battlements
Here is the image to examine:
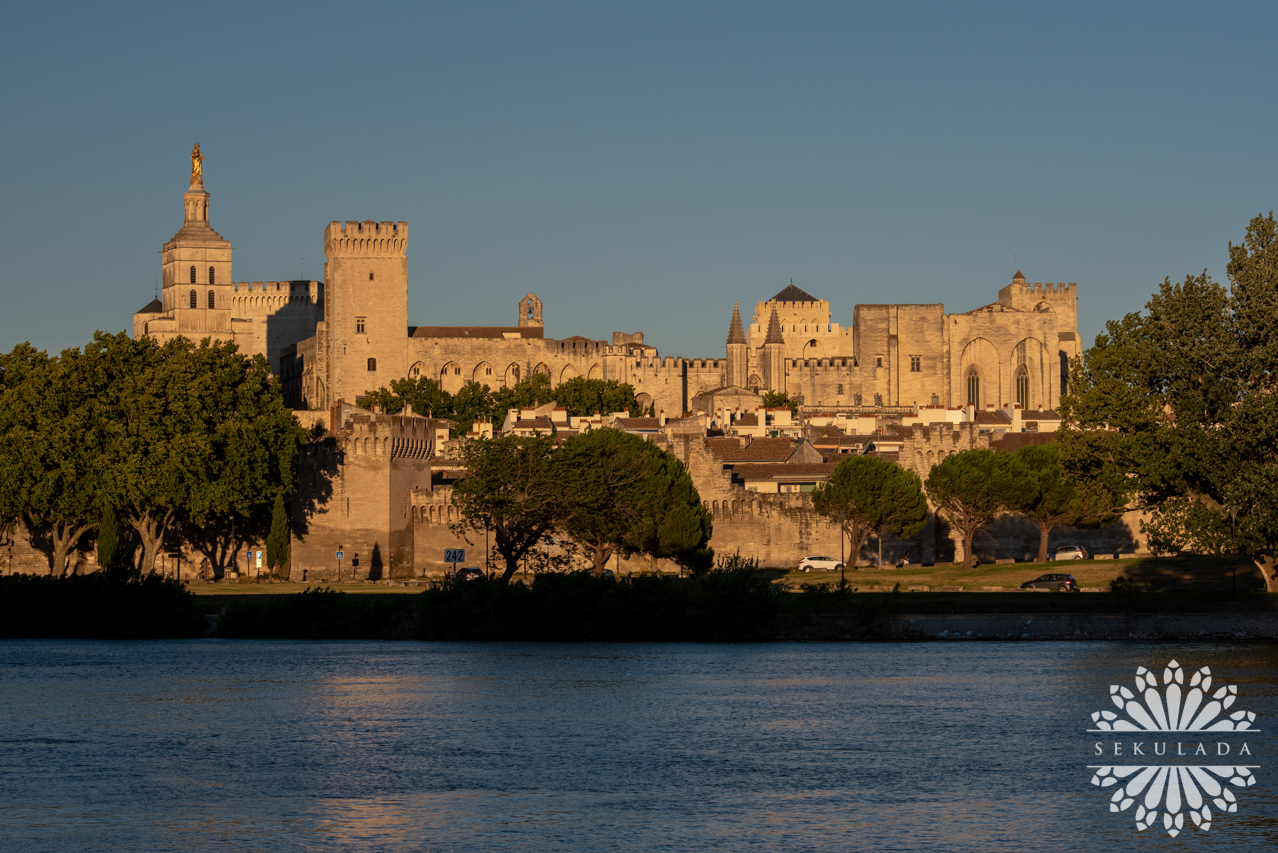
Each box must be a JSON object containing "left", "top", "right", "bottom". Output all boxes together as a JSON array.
[{"left": 323, "top": 220, "right": 409, "bottom": 405}]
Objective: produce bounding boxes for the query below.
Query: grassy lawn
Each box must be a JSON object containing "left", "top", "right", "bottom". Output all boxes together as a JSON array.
[{"left": 776, "top": 553, "right": 1249, "bottom": 593}]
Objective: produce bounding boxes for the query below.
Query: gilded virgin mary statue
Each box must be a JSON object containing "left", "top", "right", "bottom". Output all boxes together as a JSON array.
[{"left": 191, "top": 143, "right": 204, "bottom": 184}]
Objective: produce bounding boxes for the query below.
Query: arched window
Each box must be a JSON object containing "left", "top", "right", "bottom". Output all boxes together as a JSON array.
[
  {"left": 966, "top": 369, "right": 980, "bottom": 408},
  {"left": 527, "top": 300, "right": 535, "bottom": 319},
  {"left": 208, "top": 266, "right": 215, "bottom": 285},
  {"left": 208, "top": 290, "right": 216, "bottom": 309},
  {"left": 367, "top": 358, "right": 377, "bottom": 372},
  {"left": 189, "top": 266, "right": 197, "bottom": 284},
  {"left": 1015, "top": 365, "right": 1029, "bottom": 408},
  {"left": 189, "top": 290, "right": 197, "bottom": 309}
]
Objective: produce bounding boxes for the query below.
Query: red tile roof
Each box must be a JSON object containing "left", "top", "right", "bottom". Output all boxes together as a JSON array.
[
  {"left": 974, "top": 410, "right": 1011, "bottom": 425},
  {"left": 715, "top": 437, "right": 795, "bottom": 462},
  {"left": 614, "top": 417, "right": 660, "bottom": 430}
]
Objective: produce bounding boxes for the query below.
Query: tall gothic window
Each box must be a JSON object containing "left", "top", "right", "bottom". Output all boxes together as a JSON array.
[
  {"left": 189, "top": 290, "right": 197, "bottom": 309},
  {"left": 207, "top": 290, "right": 215, "bottom": 309},
  {"left": 1015, "top": 365, "right": 1029, "bottom": 408},
  {"left": 190, "top": 266, "right": 197, "bottom": 284},
  {"left": 209, "top": 266, "right": 215, "bottom": 285},
  {"left": 966, "top": 369, "right": 980, "bottom": 408}
]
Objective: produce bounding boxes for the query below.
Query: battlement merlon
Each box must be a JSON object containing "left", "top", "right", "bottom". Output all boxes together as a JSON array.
[
  {"left": 997, "top": 280, "right": 1077, "bottom": 310},
  {"left": 323, "top": 220, "right": 409, "bottom": 257}
]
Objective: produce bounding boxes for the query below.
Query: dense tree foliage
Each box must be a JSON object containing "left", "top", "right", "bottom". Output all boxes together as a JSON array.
[
  {"left": 450, "top": 429, "right": 711, "bottom": 580},
  {"left": 1060, "top": 213, "right": 1278, "bottom": 591},
  {"left": 365, "top": 374, "right": 649, "bottom": 437},
  {"left": 0, "top": 333, "right": 306, "bottom": 575},
  {"left": 925, "top": 449, "right": 1034, "bottom": 569},
  {"left": 1007, "top": 443, "right": 1120, "bottom": 563},
  {"left": 449, "top": 434, "right": 561, "bottom": 582},
  {"left": 812, "top": 456, "right": 928, "bottom": 568}
]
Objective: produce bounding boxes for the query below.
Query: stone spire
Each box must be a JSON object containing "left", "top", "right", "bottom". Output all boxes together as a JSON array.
[
  {"left": 727, "top": 300, "right": 746, "bottom": 344},
  {"left": 764, "top": 306, "right": 785, "bottom": 345}
]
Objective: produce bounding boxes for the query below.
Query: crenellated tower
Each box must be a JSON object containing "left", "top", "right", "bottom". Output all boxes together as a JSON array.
[
  {"left": 725, "top": 300, "right": 748, "bottom": 388},
  {"left": 324, "top": 220, "right": 409, "bottom": 405},
  {"left": 763, "top": 306, "right": 786, "bottom": 394}
]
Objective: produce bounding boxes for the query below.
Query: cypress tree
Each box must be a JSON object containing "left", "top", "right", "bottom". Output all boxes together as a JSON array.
[
  {"left": 97, "top": 503, "right": 120, "bottom": 573},
  {"left": 265, "top": 493, "right": 290, "bottom": 578}
]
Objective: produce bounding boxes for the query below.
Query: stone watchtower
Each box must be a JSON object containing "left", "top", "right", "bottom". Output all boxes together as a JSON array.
[
  {"left": 324, "top": 220, "right": 409, "bottom": 405},
  {"left": 725, "top": 301, "right": 748, "bottom": 388},
  {"left": 763, "top": 306, "right": 786, "bottom": 393}
]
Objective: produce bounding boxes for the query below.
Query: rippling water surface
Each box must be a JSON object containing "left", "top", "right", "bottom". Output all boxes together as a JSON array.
[{"left": 0, "top": 640, "right": 1274, "bottom": 852}]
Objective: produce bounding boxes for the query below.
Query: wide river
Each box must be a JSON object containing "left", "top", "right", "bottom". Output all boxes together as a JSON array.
[{"left": 0, "top": 640, "right": 1274, "bottom": 852}]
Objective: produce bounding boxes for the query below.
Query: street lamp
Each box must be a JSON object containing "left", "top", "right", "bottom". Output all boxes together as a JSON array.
[{"left": 838, "top": 511, "right": 846, "bottom": 586}]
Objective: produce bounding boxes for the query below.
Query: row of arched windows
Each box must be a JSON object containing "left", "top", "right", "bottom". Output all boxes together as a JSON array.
[
  {"left": 188, "top": 266, "right": 217, "bottom": 284},
  {"left": 188, "top": 289, "right": 216, "bottom": 309},
  {"left": 964, "top": 366, "right": 1030, "bottom": 407}
]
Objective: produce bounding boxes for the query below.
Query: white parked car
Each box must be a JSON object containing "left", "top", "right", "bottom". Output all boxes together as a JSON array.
[
  {"left": 1053, "top": 546, "right": 1089, "bottom": 561},
  {"left": 798, "top": 555, "right": 845, "bottom": 572}
]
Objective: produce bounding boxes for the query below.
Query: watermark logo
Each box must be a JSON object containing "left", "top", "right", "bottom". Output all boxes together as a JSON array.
[{"left": 1087, "top": 660, "right": 1259, "bottom": 837}]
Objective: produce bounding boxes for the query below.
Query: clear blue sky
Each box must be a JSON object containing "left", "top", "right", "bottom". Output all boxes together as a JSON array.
[{"left": 2, "top": 1, "right": 1275, "bottom": 359}]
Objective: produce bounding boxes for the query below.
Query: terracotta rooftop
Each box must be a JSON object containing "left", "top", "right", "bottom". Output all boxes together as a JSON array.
[
  {"left": 714, "top": 437, "right": 796, "bottom": 462},
  {"left": 974, "top": 410, "right": 1011, "bottom": 425},
  {"left": 734, "top": 414, "right": 759, "bottom": 427},
  {"left": 1026, "top": 409, "right": 1062, "bottom": 420},
  {"left": 513, "top": 416, "right": 554, "bottom": 431},
  {"left": 409, "top": 326, "right": 543, "bottom": 339},
  {"left": 614, "top": 417, "right": 661, "bottom": 430}
]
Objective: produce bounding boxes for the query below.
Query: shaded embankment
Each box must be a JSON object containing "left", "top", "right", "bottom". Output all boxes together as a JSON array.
[
  {"left": 0, "top": 574, "right": 206, "bottom": 639},
  {"left": 216, "top": 571, "right": 777, "bottom": 641}
]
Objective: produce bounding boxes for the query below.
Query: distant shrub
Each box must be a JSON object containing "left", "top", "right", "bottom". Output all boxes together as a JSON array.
[{"left": 217, "top": 587, "right": 417, "bottom": 639}]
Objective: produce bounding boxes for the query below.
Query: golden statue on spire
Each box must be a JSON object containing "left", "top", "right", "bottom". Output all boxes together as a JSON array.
[{"left": 190, "top": 143, "right": 204, "bottom": 184}]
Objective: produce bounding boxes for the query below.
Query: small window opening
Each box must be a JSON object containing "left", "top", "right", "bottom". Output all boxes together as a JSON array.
[
  {"left": 910, "top": 355, "right": 921, "bottom": 372},
  {"left": 209, "top": 267, "right": 215, "bottom": 285},
  {"left": 207, "top": 290, "right": 215, "bottom": 309},
  {"left": 876, "top": 356, "right": 883, "bottom": 368},
  {"left": 190, "top": 266, "right": 197, "bottom": 284},
  {"left": 356, "top": 319, "right": 365, "bottom": 334},
  {"left": 369, "top": 272, "right": 374, "bottom": 281},
  {"left": 367, "top": 358, "right": 377, "bottom": 371},
  {"left": 189, "top": 290, "right": 197, "bottom": 308}
]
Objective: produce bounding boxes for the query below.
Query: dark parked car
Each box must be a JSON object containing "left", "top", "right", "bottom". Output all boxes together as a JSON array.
[
  {"left": 1021, "top": 573, "right": 1079, "bottom": 592},
  {"left": 456, "top": 567, "right": 485, "bottom": 581}
]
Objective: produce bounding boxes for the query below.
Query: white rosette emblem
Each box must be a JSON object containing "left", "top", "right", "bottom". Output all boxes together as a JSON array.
[{"left": 1088, "top": 660, "right": 1259, "bottom": 837}]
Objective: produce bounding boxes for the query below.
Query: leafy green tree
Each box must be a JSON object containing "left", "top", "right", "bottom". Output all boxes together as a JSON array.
[
  {"left": 555, "top": 429, "right": 652, "bottom": 572},
  {"left": 624, "top": 451, "right": 713, "bottom": 574},
  {"left": 925, "top": 449, "right": 1033, "bottom": 569},
  {"left": 450, "top": 434, "right": 562, "bottom": 582},
  {"left": 813, "top": 456, "right": 928, "bottom": 568},
  {"left": 1009, "top": 443, "right": 1120, "bottom": 563},
  {"left": 0, "top": 344, "right": 106, "bottom": 575},
  {"left": 489, "top": 372, "right": 556, "bottom": 418},
  {"left": 265, "top": 492, "right": 290, "bottom": 577},
  {"left": 1060, "top": 213, "right": 1278, "bottom": 591},
  {"left": 552, "top": 377, "right": 645, "bottom": 417},
  {"left": 93, "top": 334, "right": 307, "bottom": 574},
  {"left": 761, "top": 390, "right": 799, "bottom": 417},
  {"left": 450, "top": 381, "right": 495, "bottom": 436}
]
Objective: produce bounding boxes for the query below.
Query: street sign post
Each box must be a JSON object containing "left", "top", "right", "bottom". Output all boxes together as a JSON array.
[
  {"left": 336, "top": 549, "right": 344, "bottom": 580},
  {"left": 444, "top": 548, "right": 465, "bottom": 577}
]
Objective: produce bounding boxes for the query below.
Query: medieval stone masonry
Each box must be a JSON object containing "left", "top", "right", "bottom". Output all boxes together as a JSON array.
[{"left": 53, "top": 150, "right": 1140, "bottom": 581}]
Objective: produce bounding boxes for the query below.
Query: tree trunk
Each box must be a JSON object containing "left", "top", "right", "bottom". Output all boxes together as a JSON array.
[
  {"left": 962, "top": 529, "right": 976, "bottom": 569},
  {"left": 588, "top": 542, "right": 612, "bottom": 574},
  {"left": 49, "top": 520, "right": 89, "bottom": 577},
  {"left": 1252, "top": 554, "right": 1278, "bottom": 593},
  {"left": 127, "top": 510, "right": 172, "bottom": 576},
  {"left": 1035, "top": 523, "right": 1052, "bottom": 564},
  {"left": 847, "top": 529, "right": 871, "bottom": 569}
]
